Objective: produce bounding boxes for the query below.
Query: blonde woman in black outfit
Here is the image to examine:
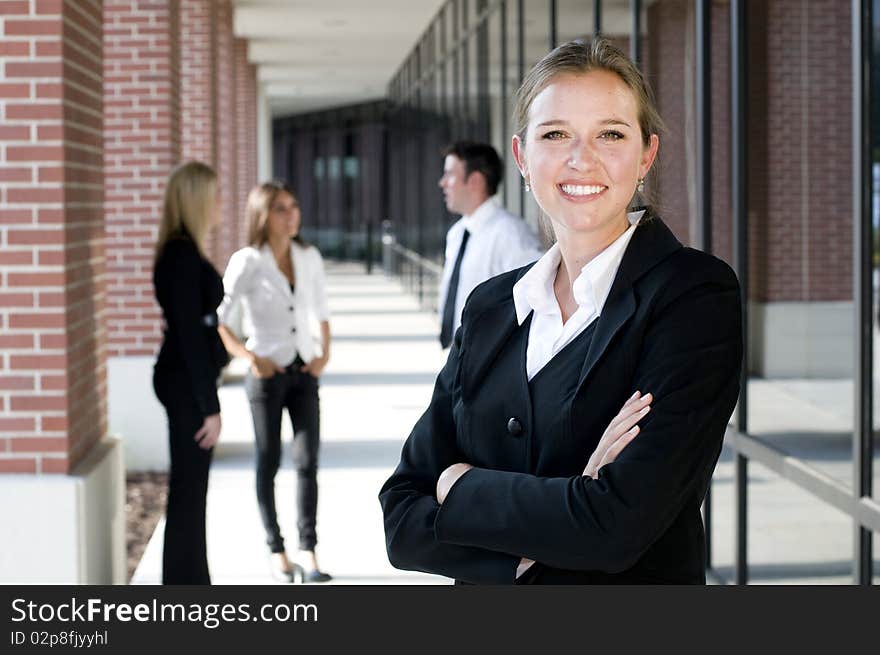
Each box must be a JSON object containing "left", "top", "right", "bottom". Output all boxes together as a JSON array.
[
  {"left": 152, "top": 161, "right": 228, "bottom": 585},
  {"left": 380, "top": 39, "right": 742, "bottom": 584}
]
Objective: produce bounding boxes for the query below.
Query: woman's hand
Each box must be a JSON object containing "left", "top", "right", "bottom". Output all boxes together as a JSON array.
[
  {"left": 300, "top": 354, "right": 329, "bottom": 378},
  {"left": 250, "top": 354, "right": 283, "bottom": 378},
  {"left": 436, "top": 463, "right": 473, "bottom": 504},
  {"left": 583, "top": 391, "right": 652, "bottom": 479},
  {"left": 194, "top": 413, "right": 221, "bottom": 450}
]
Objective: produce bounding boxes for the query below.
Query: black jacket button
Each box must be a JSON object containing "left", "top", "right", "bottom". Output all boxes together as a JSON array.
[{"left": 507, "top": 417, "right": 523, "bottom": 437}]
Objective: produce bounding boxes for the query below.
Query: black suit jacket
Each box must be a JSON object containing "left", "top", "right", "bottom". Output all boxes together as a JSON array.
[
  {"left": 379, "top": 216, "right": 743, "bottom": 584},
  {"left": 153, "top": 236, "right": 229, "bottom": 418}
]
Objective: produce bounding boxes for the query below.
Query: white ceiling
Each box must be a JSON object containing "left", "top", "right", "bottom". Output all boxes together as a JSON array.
[{"left": 233, "top": 0, "right": 447, "bottom": 117}]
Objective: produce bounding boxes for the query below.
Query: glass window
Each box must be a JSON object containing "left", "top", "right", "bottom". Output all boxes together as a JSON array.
[
  {"left": 871, "top": 0, "right": 880, "bottom": 505},
  {"left": 467, "top": 27, "right": 481, "bottom": 138},
  {"left": 524, "top": 0, "right": 551, "bottom": 69},
  {"left": 521, "top": 0, "right": 551, "bottom": 228},
  {"left": 557, "top": 0, "right": 594, "bottom": 44},
  {"left": 504, "top": 0, "right": 524, "bottom": 217},
  {"left": 489, "top": 4, "right": 505, "bottom": 173}
]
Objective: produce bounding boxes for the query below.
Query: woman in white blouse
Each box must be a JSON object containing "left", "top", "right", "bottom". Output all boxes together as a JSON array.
[{"left": 218, "top": 181, "right": 332, "bottom": 583}]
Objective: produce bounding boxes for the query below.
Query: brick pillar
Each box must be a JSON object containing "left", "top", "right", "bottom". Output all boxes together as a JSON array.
[
  {"left": 0, "top": 0, "right": 124, "bottom": 583},
  {"left": 646, "top": 0, "right": 692, "bottom": 245},
  {"left": 180, "top": 0, "right": 219, "bottom": 263},
  {"left": 234, "top": 36, "right": 256, "bottom": 250},
  {"left": 746, "top": 0, "right": 853, "bottom": 377},
  {"left": 213, "top": 0, "right": 237, "bottom": 268},
  {"left": 103, "top": 0, "right": 181, "bottom": 470},
  {"left": 104, "top": 0, "right": 180, "bottom": 358}
]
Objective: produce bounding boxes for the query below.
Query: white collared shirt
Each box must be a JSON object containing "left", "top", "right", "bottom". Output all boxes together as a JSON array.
[
  {"left": 439, "top": 197, "right": 544, "bottom": 340},
  {"left": 217, "top": 240, "right": 329, "bottom": 367},
  {"left": 512, "top": 210, "right": 645, "bottom": 380}
]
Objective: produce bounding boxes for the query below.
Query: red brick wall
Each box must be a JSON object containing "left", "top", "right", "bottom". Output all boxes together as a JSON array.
[
  {"left": 754, "top": 0, "right": 852, "bottom": 302},
  {"left": 0, "top": 0, "right": 106, "bottom": 474},
  {"left": 213, "top": 0, "right": 238, "bottom": 269},
  {"left": 180, "top": 0, "right": 214, "bottom": 164},
  {"left": 180, "top": 0, "right": 222, "bottom": 266},
  {"left": 646, "top": 0, "right": 691, "bottom": 245},
  {"left": 234, "top": 37, "right": 255, "bottom": 253},
  {"left": 103, "top": 0, "right": 181, "bottom": 357}
]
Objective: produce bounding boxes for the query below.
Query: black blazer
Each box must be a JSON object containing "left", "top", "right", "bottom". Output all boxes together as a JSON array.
[
  {"left": 379, "top": 216, "right": 743, "bottom": 584},
  {"left": 153, "top": 235, "right": 229, "bottom": 418}
]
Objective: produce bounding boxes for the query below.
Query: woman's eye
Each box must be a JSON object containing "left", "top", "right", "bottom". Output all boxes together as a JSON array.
[
  {"left": 541, "top": 130, "right": 567, "bottom": 140},
  {"left": 599, "top": 130, "right": 624, "bottom": 142}
]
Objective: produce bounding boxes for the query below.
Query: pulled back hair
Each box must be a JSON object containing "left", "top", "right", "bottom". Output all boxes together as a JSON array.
[
  {"left": 512, "top": 38, "right": 664, "bottom": 208},
  {"left": 443, "top": 141, "right": 504, "bottom": 196},
  {"left": 246, "top": 180, "right": 307, "bottom": 248},
  {"left": 155, "top": 161, "right": 217, "bottom": 261}
]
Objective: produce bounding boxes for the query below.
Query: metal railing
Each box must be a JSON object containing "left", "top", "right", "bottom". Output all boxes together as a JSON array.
[{"left": 381, "top": 220, "right": 443, "bottom": 314}]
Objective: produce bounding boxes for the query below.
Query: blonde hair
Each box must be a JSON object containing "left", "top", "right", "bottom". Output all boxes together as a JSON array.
[
  {"left": 513, "top": 38, "right": 664, "bottom": 207},
  {"left": 246, "top": 180, "right": 304, "bottom": 247},
  {"left": 155, "top": 161, "right": 218, "bottom": 260}
]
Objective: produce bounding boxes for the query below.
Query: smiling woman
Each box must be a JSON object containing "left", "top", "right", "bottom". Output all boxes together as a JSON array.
[{"left": 379, "top": 38, "right": 743, "bottom": 585}]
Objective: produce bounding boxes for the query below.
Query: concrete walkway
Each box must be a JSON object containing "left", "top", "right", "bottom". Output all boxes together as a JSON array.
[{"left": 132, "top": 261, "right": 448, "bottom": 584}]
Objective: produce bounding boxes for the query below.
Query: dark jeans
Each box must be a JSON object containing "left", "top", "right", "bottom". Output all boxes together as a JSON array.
[
  {"left": 245, "top": 358, "right": 320, "bottom": 553},
  {"left": 153, "top": 367, "right": 213, "bottom": 585}
]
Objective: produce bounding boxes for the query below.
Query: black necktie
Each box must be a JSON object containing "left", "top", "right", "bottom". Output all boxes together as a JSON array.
[{"left": 439, "top": 228, "right": 470, "bottom": 348}]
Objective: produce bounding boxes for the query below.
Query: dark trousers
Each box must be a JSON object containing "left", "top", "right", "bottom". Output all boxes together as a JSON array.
[
  {"left": 245, "top": 358, "right": 320, "bottom": 553},
  {"left": 153, "top": 367, "right": 213, "bottom": 585}
]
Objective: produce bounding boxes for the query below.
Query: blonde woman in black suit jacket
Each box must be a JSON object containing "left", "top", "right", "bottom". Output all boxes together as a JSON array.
[
  {"left": 153, "top": 161, "right": 228, "bottom": 584},
  {"left": 379, "top": 38, "right": 743, "bottom": 584}
]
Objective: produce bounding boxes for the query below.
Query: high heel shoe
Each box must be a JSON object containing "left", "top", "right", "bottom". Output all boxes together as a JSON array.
[
  {"left": 302, "top": 568, "right": 332, "bottom": 583},
  {"left": 270, "top": 558, "right": 305, "bottom": 584}
]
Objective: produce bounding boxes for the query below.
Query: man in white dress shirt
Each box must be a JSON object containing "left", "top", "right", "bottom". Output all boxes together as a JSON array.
[{"left": 437, "top": 141, "right": 543, "bottom": 348}]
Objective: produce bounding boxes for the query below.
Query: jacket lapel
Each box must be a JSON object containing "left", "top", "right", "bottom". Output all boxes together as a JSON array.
[
  {"left": 259, "top": 244, "right": 294, "bottom": 298},
  {"left": 460, "top": 268, "right": 530, "bottom": 397},
  {"left": 576, "top": 215, "right": 683, "bottom": 389}
]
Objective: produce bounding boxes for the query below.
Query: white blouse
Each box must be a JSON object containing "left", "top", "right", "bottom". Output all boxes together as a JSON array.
[
  {"left": 217, "top": 240, "right": 330, "bottom": 367},
  {"left": 512, "top": 210, "right": 645, "bottom": 380}
]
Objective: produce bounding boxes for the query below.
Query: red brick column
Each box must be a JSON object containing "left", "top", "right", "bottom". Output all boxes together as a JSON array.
[
  {"left": 103, "top": 0, "right": 181, "bottom": 358},
  {"left": 0, "top": 0, "right": 106, "bottom": 474},
  {"left": 755, "top": 0, "right": 851, "bottom": 303},
  {"left": 235, "top": 36, "right": 257, "bottom": 251},
  {"left": 180, "top": 0, "right": 218, "bottom": 263},
  {"left": 213, "top": 0, "right": 238, "bottom": 268},
  {"left": 646, "top": 0, "right": 690, "bottom": 245},
  {"left": 180, "top": 0, "right": 214, "bottom": 165}
]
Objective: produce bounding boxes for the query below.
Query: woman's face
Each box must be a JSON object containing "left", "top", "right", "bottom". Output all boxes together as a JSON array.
[
  {"left": 513, "top": 69, "right": 658, "bottom": 244},
  {"left": 265, "top": 190, "right": 301, "bottom": 241}
]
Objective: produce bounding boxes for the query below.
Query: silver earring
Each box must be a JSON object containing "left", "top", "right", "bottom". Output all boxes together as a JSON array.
[
  {"left": 637, "top": 178, "right": 644, "bottom": 193},
  {"left": 524, "top": 181, "right": 531, "bottom": 192}
]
